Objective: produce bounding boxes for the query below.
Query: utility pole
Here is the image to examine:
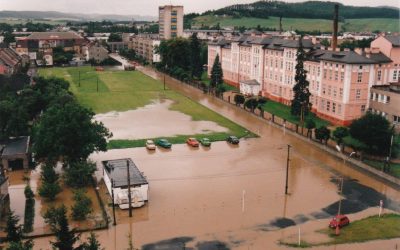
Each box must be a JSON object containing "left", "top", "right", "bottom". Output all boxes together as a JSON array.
[
  {"left": 337, "top": 177, "right": 344, "bottom": 215},
  {"left": 127, "top": 160, "right": 132, "bottom": 217},
  {"left": 285, "top": 144, "right": 291, "bottom": 195},
  {"left": 111, "top": 179, "right": 117, "bottom": 225}
]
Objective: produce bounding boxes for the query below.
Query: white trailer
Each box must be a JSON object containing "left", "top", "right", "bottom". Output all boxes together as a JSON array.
[{"left": 102, "top": 158, "right": 149, "bottom": 209}]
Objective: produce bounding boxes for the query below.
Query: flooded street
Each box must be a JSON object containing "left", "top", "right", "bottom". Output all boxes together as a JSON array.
[
  {"left": 31, "top": 67, "right": 400, "bottom": 249},
  {"left": 94, "top": 99, "right": 228, "bottom": 140}
]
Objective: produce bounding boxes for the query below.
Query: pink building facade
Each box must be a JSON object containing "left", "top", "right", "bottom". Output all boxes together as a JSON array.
[{"left": 208, "top": 35, "right": 399, "bottom": 125}]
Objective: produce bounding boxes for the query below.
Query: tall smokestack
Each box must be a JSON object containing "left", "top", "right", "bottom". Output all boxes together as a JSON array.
[
  {"left": 332, "top": 4, "right": 339, "bottom": 50},
  {"left": 279, "top": 16, "right": 283, "bottom": 34}
]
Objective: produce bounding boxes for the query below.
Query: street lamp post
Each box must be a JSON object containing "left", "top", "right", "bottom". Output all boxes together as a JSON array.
[
  {"left": 111, "top": 179, "right": 117, "bottom": 225},
  {"left": 285, "top": 144, "right": 291, "bottom": 195}
]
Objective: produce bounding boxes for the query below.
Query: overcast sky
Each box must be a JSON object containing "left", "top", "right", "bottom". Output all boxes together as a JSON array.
[{"left": 0, "top": 0, "right": 399, "bottom": 16}]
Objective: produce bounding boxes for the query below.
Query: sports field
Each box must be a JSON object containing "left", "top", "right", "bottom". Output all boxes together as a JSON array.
[{"left": 39, "top": 67, "right": 253, "bottom": 148}]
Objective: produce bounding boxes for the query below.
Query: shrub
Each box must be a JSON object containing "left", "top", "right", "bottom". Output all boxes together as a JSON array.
[
  {"left": 234, "top": 94, "right": 245, "bottom": 106},
  {"left": 71, "top": 189, "right": 92, "bottom": 221},
  {"left": 65, "top": 161, "right": 96, "bottom": 188},
  {"left": 23, "top": 185, "right": 35, "bottom": 233},
  {"left": 315, "top": 126, "right": 331, "bottom": 144},
  {"left": 38, "top": 164, "right": 61, "bottom": 201}
]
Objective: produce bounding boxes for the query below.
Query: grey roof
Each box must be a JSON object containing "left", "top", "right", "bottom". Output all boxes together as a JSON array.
[
  {"left": 102, "top": 158, "right": 148, "bottom": 188},
  {"left": 307, "top": 50, "right": 376, "bottom": 64},
  {"left": 1, "top": 136, "right": 29, "bottom": 157},
  {"left": 366, "top": 52, "right": 392, "bottom": 63},
  {"left": 384, "top": 35, "right": 400, "bottom": 47},
  {"left": 27, "top": 32, "right": 84, "bottom": 40},
  {"left": 240, "top": 79, "right": 260, "bottom": 86}
]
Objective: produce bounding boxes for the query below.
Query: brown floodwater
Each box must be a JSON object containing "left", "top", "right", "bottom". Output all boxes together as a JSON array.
[
  {"left": 30, "top": 67, "right": 400, "bottom": 250},
  {"left": 94, "top": 99, "right": 227, "bottom": 140}
]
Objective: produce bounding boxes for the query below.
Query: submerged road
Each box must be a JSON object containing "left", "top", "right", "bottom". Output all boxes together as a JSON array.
[{"left": 32, "top": 66, "right": 400, "bottom": 250}]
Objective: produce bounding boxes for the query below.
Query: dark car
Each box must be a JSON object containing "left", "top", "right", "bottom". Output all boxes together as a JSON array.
[
  {"left": 156, "top": 139, "right": 172, "bottom": 149},
  {"left": 329, "top": 215, "right": 350, "bottom": 228},
  {"left": 227, "top": 135, "right": 240, "bottom": 144}
]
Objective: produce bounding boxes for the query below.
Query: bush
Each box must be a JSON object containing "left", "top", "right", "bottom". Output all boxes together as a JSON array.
[
  {"left": 234, "top": 94, "right": 245, "bottom": 106},
  {"left": 23, "top": 185, "right": 35, "bottom": 233},
  {"left": 38, "top": 164, "right": 61, "bottom": 201},
  {"left": 65, "top": 161, "right": 96, "bottom": 188},
  {"left": 315, "top": 126, "right": 331, "bottom": 144},
  {"left": 71, "top": 189, "right": 92, "bottom": 221}
]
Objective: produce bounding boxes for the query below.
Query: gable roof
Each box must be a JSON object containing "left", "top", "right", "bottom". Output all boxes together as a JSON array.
[
  {"left": 1, "top": 136, "right": 30, "bottom": 157},
  {"left": 0, "top": 48, "right": 21, "bottom": 68},
  {"left": 240, "top": 79, "right": 260, "bottom": 86},
  {"left": 384, "top": 35, "right": 400, "bottom": 47}
]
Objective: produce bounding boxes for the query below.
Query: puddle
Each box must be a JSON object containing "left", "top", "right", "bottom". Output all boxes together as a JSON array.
[{"left": 94, "top": 100, "right": 228, "bottom": 140}]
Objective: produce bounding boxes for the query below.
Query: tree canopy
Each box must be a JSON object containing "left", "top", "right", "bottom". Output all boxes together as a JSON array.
[{"left": 349, "top": 112, "right": 393, "bottom": 155}]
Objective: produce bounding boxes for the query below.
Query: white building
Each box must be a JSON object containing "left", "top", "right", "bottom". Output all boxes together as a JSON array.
[{"left": 102, "top": 158, "right": 149, "bottom": 209}]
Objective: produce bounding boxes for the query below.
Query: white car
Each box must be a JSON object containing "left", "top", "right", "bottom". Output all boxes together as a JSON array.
[{"left": 146, "top": 140, "right": 156, "bottom": 150}]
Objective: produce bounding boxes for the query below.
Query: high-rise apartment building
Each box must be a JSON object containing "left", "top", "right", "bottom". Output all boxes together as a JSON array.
[{"left": 158, "top": 5, "right": 184, "bottom": 40}]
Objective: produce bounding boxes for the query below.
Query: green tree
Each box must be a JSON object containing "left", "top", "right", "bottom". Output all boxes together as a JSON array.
[
  {"left": 210, "top": 54, "right": 223, "bottom": 93},
  {"left": 291, "top": 39, "right": 311, "bottom": 119},
  {"left": 81, "top": 232, "right": 103, "bottom": 250},
  {"left": 333, "top": 126, "right": 349, "bottom": 146},
  {"left": 244, "top": 98, "right": 258, "bottom": 112},
  {"left": 23, "top": 185, "right": 35, "bottom": 233},
  {"left": 33, "top": 101, "right": 112, "bottom": 163},
  {"left": 108, "top": 33, "right": 122, "bottom": 42},
  {"left": 315, "top": 126, "right": 331, "bottom": 144},
  {"left": 320, "top": 38, "right": 330, "bottom": 47},
  {"left": 189, "top": 33, "right": 203, "bottom": 79},
  {"left": 305, "top": 119, "right": 316, "bottom": 138},
  {"left": 71, "top": 189, "right": 92, "bottom": 221},
  {"left": 65, "top": 161, "right": 97, "bottom": 188},
  {"left": 6, "top": 241, "right": 34, "bottom": 250},
  {"left": 38, "top": 164, "right": 61, "bottom": 201},
  {"left": 234, "top": 94, "right": 245, "bottom": 106},
  {"left": 44, "top": 205, "right": 80, "bottom": 250},
  {"left": 5, "top": 211, "right": 23, "bottom": 243},
  {"left": 349, "top": 112, "right": 393, "bottom": 155}
]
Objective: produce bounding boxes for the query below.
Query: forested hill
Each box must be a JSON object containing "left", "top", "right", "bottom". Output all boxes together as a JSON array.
[{"left": 200, "top": 1, "right": 399, "bottom": 20}]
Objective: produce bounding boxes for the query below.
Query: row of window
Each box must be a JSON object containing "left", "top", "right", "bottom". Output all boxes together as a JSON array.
[
  {"left": 370, "top": 92, "right": 390, "bottom": 104},
  {"left": 322, "top": 85, "right": 344, "bottom": 99},
  {"left": 323, "top": 69, "right": 345, "bottom": 82}
]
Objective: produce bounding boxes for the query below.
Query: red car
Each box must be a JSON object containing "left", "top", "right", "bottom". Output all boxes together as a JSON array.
[
  {"left": 186, "top": 138, "right": 199, "bottom": 147},
  {"left": 329, "top": 215, "right": 350, "bottom": 228}
]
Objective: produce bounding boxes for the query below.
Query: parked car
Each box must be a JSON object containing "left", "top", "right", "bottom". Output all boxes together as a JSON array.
[
  {"left": 145, "top": 140, "right": 156, "bottom": 150},
  {"left": 227, "top": 135, "right": 240, "bottom": 144},
  {"left": 186, "top": 138, "right": 199, "bottom": 147},
  {"left": 156, "top": 139, "right": 172, "bottom": 149},
  {"left": 200, "top": 138, "right": 211, "bottom": 147},
  {"left": 329, "top": 215, "right": 350, "bottom": 228}
]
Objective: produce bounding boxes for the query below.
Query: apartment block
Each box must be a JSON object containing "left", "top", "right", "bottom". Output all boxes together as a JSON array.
[
  {"left": 159, "top": 5, "right": 184, "bottom": 40},
  {"left": 208, "top": 34, "right": 400, "bottom": 125},
  {"left": 128, "top": 34, "right": 160, "bottom": 64}
]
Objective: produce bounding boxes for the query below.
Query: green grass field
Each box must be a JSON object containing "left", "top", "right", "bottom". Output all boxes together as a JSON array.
[
  {"left": 193, "top": 16, "right": 399, "bottom": 32},
  {"left": 39, "top": 67, "right": 253, "bottom": 148},
  {"left": 262, "top": 101, "right": 329, "bottom": 128},
  {"left": 281, "top": 214, "right": 400, "bottom": 247}
]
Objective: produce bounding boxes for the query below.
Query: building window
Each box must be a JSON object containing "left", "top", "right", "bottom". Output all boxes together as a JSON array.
[
  {"left": 333, "top": 88, "right": 337, "bottom": 98},
  {"left": 338, "top": 104, "right": 342, "bottom": 114},
  {"left": 359, "top": 65, "right": 363, "bottom": 70},
  {"left": 323, "top": 69, "right": 327, "bottom": 79},
  {"left": 386, "top": 96, "right": 390, "bottom": 104},
  {"left": 394, "top": 70, "right": 398, "bottom": 81},
  {"left": 339, "top": 88, "right": 343, "bottom": 98},
  {"left": 327, "top": 86, "right": 331, "bottom": 96},
  {"left": 357, "top": 72, "right": 362, "bottom": 83},
  {"left": 356, "top": 89, "right": 361, "bottom": 99},
  {"left": 394, "top": 115, "right": 400, "bottom": 124},
  {"left": 340, "top": 72, "right": 344, "bottom": 82},
  {"left": 326, "top": 101, "right": 330, "bottom": 112},
  {"left": 377, "top": 70, "right": 382, "bottom": 81},
  {"left": 361, "top": 105, "right": 366, "bottom": 112},
  {"left": 334, "top": 71, "right": 338, "bottom": 81},
  {"left": 332, "top": 103, "right": 336, "bottom": 113}
]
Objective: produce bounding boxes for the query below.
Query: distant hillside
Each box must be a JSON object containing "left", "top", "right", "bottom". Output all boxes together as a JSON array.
[
  {"left": 201, "top": 1, "right": 399, "bottom": 19},
  {"left": 187, "top": 1, "right": 399, "bottom": 32},
  {"left": 0, "top": 11, "right": 156, "bottom": 22}
]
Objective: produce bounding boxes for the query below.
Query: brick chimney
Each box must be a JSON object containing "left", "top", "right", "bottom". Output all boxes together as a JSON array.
[{"left": 332, "top": 4, "right": 339, "bottom": 51}]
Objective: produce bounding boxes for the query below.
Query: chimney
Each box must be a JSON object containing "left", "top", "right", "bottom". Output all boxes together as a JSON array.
[{"left": 332, "top": 4, "right": 339, "bottom": 51}]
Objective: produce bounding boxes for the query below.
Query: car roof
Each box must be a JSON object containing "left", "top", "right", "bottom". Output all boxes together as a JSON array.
[{"left": 146, "top": 140, "right": 154, "bottom": 143}]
